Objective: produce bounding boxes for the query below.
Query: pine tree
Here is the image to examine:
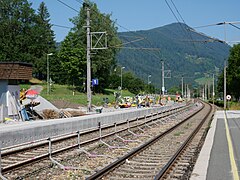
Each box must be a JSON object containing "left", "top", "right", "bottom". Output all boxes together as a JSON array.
[
  {"left": 227, "top": 44, "right": 240, "bottom": 100},
  {"left": 34, "top": 2, "right": 56, "bottom": 80},
  {"left": 0, "top": 0, "right": 57, "bottom": 81},
  {"left": 0, "top": 0, "right": 36, "bottom": 62}
]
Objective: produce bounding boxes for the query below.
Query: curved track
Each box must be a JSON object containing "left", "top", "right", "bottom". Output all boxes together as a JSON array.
[{"left": 86, "top": 101, "right": 213, "bottom": 180}]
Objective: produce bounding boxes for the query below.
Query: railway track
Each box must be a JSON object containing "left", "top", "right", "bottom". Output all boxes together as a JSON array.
[
  {"left": 0, "top": 101, "right": 212, "bottom": 179},
  {"left": 86, "top": 101, "right": 213, "bottom": 180}
]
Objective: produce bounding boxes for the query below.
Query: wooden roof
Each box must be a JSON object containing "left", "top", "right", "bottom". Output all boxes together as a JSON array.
[{"left": 0, "top": 62, "right": 33, "bottom": 80}]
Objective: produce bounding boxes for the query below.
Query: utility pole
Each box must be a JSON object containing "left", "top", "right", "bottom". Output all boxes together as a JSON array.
[
  {"left": 208, "top": 81, "right": 210, "bottom": 100},
  {"left": 161, "top": 60, "right": 165, "bottom": 96},
  {"left": 205, "top": 84, "right": 207, "bottom": 101},
  {"left": 181, "top": 76, "right": 183, "bottom": 98},
  {"left": 86, "top": 5, "right": 91, "bottom": 112},
  {"left": 202, "top": 86, "right": 205, "bottom": 100},
  {"left": 120, "top": 66, "right": 125, "bottom": 96},
  {"left": 84, "top": 3, "right": 107, "bottom": 112},
  {"left": 224, "top": 23, "right": 227, "bottom": 110},
  {"left": 224, "top": 61, "right": 227, "bottom": 110},
  {"left": 184, "top": 84, "right": 187, "bottom": 98},
  {"left": 213, "top": 74, "right": 215, "bottom": 105}
]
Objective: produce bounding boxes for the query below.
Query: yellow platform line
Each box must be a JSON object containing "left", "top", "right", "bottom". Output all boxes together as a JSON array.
[{"left": 224, "top": 111, "right": 239, "bottom": 180}]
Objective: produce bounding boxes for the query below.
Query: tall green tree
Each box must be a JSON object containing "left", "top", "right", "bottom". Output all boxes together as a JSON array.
[
  {"left": 58, "top": 32, "right": 85, "bottom": 86},
  {"left": 217, "top": 44, "right": 240, "bottom": 100},
  {"left": 0, "top": 0, "right": 57, "bottom": 80},
  {"left": 0, "top": 0, "right": 36, "bottom": 62},
  {"left": 34, "top": 2, "right": 56, "bottom": 80},
  {"left": 58, "top": 0, "right": 121, "bottom": 92},
  {"left": 226, "top": 44, "right": 240, "bottom": 100}
]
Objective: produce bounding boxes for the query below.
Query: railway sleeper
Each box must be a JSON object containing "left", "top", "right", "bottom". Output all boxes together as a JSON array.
[
  {"left": 134, "top": 156, "right": 164, "bottom": 161},
  {"left": 116, "top": 167, "right": 159, "bottom": 174},
  {"left": 122, "top": 160, "right": 163, "bottom": 166},
  {"left": 113, "top": 171, "right": 156, "bottom": 178},
  {"left": 109, "top": 177, "right": 150, "bottom": 180},
  {"left": 131, "top": 159, "right": 164, "bottom": 164},
  {"left": 141, "top": 152, "right": 166, "bottom": 157},
  {"left": 173, "top": 169, "right": 185, "bottom": 174},
  {"left": 172, "top": 172, "right": 185, "bottom": 179},
  {"left": 4, "top": 156, "right": 27, "bottom": 162},
  {"left": 122, "top": 164, "right": 163, "bottom": 170},
  {"left": 174, "top": 164, "right": 188, "bottom": 170}
]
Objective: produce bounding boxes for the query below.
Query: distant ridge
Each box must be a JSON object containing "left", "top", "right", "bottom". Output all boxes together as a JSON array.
[{"left": 117, "top": 22, "right": 230, "bottom": 89}]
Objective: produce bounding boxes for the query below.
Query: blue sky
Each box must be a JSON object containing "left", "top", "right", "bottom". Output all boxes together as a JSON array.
[{"left": 29, "top": 0, "right": 240, "bottom": 44}]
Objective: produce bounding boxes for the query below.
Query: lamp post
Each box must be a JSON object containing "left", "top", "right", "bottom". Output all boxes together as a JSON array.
[
  {"left": 121, "top": 67, "right": 125, "bottom": 96},
  {"left": 148, "top": 75, "right": 151, "bottom": 84},
  {"left": 148, "top": 75, "right": 151, "bottom": 94},
  {"left": 47, "top": 53, "right": 53, "bottom": 95}
]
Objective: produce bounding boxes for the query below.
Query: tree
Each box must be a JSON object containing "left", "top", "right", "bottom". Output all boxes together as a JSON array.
[
  {"left": 58, "top": 33, "right": 85, "bottom": 86},
  {"left": 58, "top": 0, "right": 121, "bottom": 92},
  {"left": 217, "top": 44, "right": 240, "bottom": 101},
  {"left": 0, "top": 0, "right": 36, "bottom": 62},
  {"left": 168, "top": 86, "right": 181, "bottom": 95},
  {"left": 217, "top": 70, "right": 224, "bottom": 99},
  {"left": 123, "top": 72, "right": 145, "bottom": 94},
  {"left": 0, "top": 1, "right": 57, "bottom": 80},
  {"left": 34, "top": 2, "right": 56, "bottom": 80},
  {"left": 226, "top": 44, "right": 240, "bottom": 100}
]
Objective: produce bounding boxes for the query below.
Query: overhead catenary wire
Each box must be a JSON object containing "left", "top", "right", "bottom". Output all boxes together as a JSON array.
[
  {"left": 229, "top": 23, "right": 240, "bottom": 31},
  {"left": 56, "top": 0, "right": 79, "bottom": 13},
  {"left": 165, "top": 0, "right": 200, "bottom": 55},
  {"left": 55, "top": 0, "right": 155, "bottom": 55},
  {"left": 115, "top": 47, "right": 161, "bottom": 51},
  {"left": 57, "top": 0, "right": 164, "bottom": 57},
  {"left": 193, "top": 21, "right": 240, "bottom": 44},
  {"left": 52, "top": 24, "right": 72, "bottom": 29},
  {"left": 194, "top": 21, "right": 240, "bottom": 29},
  {"left": 56, "top": 0, "right": 176, "bottom": 77},
  {"left": 71, "top": 0, "right": 154, "bottom": 52}
]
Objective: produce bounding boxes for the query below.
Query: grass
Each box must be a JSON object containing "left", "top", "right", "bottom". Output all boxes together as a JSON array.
[
  {"left": 228, "top": 101, "right": 240, "bottom": 110},
  {"left": 209, "top": 99, "right": 240, "bottom": 110},
  {"left": 20, "top": 83, "right": 134, "bottom": 106}
]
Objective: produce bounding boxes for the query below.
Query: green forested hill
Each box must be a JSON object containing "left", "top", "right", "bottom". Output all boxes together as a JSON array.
[{"left": 117, "top": 23, "right": 230, "bottom": 90}]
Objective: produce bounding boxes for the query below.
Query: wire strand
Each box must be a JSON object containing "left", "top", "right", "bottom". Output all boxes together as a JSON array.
[{"left": 56, "top": 0, "right": 79, "bottom": 13}]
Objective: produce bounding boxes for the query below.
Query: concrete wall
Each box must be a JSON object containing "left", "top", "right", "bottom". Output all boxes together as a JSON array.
[{"left": 0, "top": 104, "right": 184, "bottom": 148}]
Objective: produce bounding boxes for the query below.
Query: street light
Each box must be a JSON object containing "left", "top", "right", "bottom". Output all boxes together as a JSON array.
[
  {"left": 47, "top": 53, "right": 53, "bottom": 95},
  {"left": 148, "top": 75, "right": 151, "bottom": 84},
  {"left": 121, "top": 67, "right": 125, "bottom": 96}
]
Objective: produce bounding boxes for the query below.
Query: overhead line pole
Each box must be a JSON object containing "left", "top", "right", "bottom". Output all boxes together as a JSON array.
[
  {"left": 224, "top": 61, "right": 227, "bottom": 110},
  {"left": 224, "top": 23, "right": 227, "bottom": 110},
  {"left": 181, "top": 76, "right": 183, "bottom": 98},
  {"left": 161, "top": 60, "right": 165, "bottom": 96},
  {"left": 86, "top": 5, "right": 92, "bottom": 112},
  {"left": 213, "top": 74, "right": 215, "bottom": 105}
]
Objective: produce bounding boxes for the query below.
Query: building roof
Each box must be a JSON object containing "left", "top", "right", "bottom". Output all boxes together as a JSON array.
[{"left": 0, "top": 62, "right": 33, "bottom": 80}]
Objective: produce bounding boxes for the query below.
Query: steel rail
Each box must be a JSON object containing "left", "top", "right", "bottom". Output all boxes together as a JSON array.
[
  {"left": 1, "top": 104, "right": 185, "bottom": 156},
  {"left": 1, "top": 105, "right": 187, "bottom": 173},
  {"left": 154, "top": 102, "right": 213, "bottom": 179},
  {"left": 85, "top": 102, "right": 205, "bottom": 180}
]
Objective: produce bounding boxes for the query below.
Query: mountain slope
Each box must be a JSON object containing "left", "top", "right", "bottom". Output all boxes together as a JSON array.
[{"left": 117, "top": 23, "right": 230, "bottom": 90}]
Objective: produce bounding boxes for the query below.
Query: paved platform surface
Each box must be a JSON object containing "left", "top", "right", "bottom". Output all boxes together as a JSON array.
[{"left": 191, "top": 110, "right": 240, "bottom": 180}]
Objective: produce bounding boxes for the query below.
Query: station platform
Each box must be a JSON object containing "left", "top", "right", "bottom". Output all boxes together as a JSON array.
[{"left": 191, "top": 110, "right": 240, "bottom": 180}]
